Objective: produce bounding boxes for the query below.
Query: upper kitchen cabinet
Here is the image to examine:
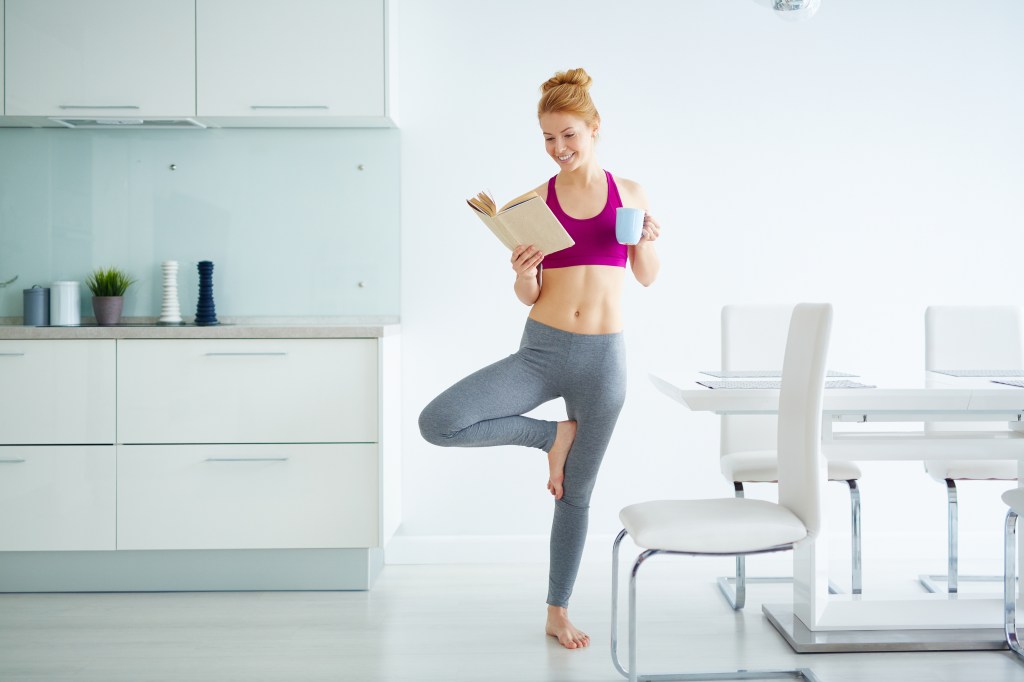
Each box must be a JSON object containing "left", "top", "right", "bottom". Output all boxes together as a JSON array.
[
  {"left": 3, "top": 0, "right": 197, "bottom": 125},
  {"left": 1, "top": 1, "right": 5, "bottom": 116},
  {"left": 196, "top": 0, "right": 394, "bottom": 127}
]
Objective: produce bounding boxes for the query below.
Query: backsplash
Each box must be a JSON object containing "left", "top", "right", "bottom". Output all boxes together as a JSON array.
[{"left": 0, "top": 128, "right": 400, "bottom": 319}]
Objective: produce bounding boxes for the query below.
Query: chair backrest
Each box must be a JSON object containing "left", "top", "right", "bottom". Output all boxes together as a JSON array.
[
  {"left": 720, "top": 304, "right": 794, "bottom": 456},
  {"left": 925, "top": 305, "right": 1024, "bottom": 434},
  {"left": 777, "top": 303, "right": 832, "bottom": 536},
  {"left": 925, "top": 306, "right": 1024, "bottom": 371}
]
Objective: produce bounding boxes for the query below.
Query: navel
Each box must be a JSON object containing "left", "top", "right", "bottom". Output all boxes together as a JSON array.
[{"left": 574, "top": 310, "right": 580, "bottom": 318}]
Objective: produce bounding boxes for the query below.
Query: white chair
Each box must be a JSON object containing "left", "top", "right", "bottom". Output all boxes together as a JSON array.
[
  {"left": 717, "top": 304, "right": 862, "bottom": 609},
  {"left": 919, "top": 306, "right": 1023, "bottom": 594},
  {"left": 1003, "top": 487, "right": 1024, "bottom": 661},
  {"left": 611, "top": 303, "right": 831, "bottom": 682}
]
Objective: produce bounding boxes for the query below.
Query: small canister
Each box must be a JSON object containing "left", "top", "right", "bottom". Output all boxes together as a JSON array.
[
  {"left": 23, "top": 286, "right": 50, "bottom": 326},
  {"left": 50, "top": 281, "right": 81, "bottom": 326}
]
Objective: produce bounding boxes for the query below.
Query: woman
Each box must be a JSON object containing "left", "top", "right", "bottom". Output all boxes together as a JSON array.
[{"left": 419, "top": 67, "right": 661, "bottom": 650}]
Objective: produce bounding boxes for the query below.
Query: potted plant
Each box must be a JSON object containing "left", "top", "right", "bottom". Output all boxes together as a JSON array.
[{"left": 86, "top": 267, "right": 136, "bottom": 326}]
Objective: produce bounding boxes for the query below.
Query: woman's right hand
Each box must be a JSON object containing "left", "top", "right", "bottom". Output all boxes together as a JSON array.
[{"left": 511, "top": 244, "right": 544, "bottom": 279}]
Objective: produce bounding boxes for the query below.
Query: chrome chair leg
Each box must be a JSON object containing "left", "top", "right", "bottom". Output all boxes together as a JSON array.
[
  {"left": 848, "top": 480, "right": 862, "bottom": 595},
  {"left": 920, "top": 479, "right": 1010, "bottom": 594},
  {"left": 731, "top": 483, "right": 747, "bottom": 610},
  {"left": 948, "top": 479, "right": 959, "bottom": 593},
  {"left": 612, "top": 530, "right": 821, "bottom": 681},
  {"left": 718, "top": 481, "right": 841, "bottom": 609},
  {"left": 612, "top": 529, "right": 628, "bottom": 680},
  {"left": 1006, "top": 509, "right": 1024, "bottom": 660}
]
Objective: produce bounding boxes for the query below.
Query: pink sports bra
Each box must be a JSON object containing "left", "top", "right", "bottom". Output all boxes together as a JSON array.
[{"left": 542, "top": 170, "right": 628, "bottom": 269}]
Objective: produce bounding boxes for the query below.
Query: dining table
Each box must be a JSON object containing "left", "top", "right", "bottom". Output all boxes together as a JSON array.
[{"left": 649, "top": 368, "right": 1024, "bottom": 652}]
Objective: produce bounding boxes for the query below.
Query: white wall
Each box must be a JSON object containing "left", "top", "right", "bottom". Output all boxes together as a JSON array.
[{"left": 396, "top": 0, "right": 1024, "bottom": 571}]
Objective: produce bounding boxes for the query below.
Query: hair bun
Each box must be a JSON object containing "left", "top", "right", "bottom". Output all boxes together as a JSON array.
[{"left": 541, "top": 68, "right": 592, "bottom": 94}]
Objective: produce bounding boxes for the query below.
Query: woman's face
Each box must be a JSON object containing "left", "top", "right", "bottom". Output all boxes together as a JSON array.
[{"left": 540, "top": 111, "right": 597, "bottom": 172}]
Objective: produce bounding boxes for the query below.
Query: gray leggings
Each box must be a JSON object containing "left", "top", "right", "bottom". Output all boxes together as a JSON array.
[{"left": 418, "top": 318, "right": 627, "bottom": 607}]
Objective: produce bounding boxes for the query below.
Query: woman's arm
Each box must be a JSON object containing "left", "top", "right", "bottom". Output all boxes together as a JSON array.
[
  {"left": 512, "top": 244, "right": 544, "bottom": 305},
  {"left": 622, "top": 181, "right": 661, "bottom": 287}
]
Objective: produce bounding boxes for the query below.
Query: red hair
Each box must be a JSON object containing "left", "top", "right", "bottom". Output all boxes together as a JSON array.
[{"left": 537, "top": 68, "right": 600, "bottom": 129}]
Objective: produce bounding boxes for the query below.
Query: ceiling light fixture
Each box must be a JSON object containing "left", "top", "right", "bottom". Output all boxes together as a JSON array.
[
  {"left": 750, "top": 0, "right": 822, "bottom": 22},
  {"left": 772, "top": 0, "right": 821, "bottom": 21}
]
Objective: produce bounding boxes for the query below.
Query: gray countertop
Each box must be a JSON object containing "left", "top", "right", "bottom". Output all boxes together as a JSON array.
[{"left": 0, "top": 316, "right": 400, "bottom": 339}]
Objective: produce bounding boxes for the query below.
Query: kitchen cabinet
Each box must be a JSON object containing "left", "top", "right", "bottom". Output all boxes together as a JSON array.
[
  {"left": 117, "top": 338, "right": 378, "bottom": 444},
  {"left": 0, "top": 339, "right": 116, "bottom": 552},
  {"left": 1, "top": 0, "right": 5, "bottom": 116},
  {"left": 0, "top": 446, "right": 116, "bottom": 551},
  {"left": 1, "top": 0, "right": 395, "bottom": 127},
  {"left": 0, "top": 340, "right": 116, "bottom": 445},
  {"left": 196, "top": 0, "right": 392, "bottom": 126},
  {"left": 4, "top": 0, "right": 196, "bottom": 120},
  {"left": 117, "top": 443, "right": 378, "bottom": 550},
  {"left": 0, "top": 325, "right": 399, "bottom": 591}
]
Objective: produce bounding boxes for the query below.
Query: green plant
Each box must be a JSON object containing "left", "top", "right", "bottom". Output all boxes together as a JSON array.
[{"left": 86, "top": 267, "right": 136, "bottom": 297}]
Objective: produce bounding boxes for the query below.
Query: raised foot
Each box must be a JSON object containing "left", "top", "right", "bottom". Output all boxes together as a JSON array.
[
  {"left": 547, "top": 420, "right": 577, "bottom": 501},
  {"left": 545, "top": 606, "right": 590, "bottom": 649}
]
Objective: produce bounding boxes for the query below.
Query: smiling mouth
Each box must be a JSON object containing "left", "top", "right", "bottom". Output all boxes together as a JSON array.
[{"left": 556, "top": 152, "right": 575, "bottom": 163}]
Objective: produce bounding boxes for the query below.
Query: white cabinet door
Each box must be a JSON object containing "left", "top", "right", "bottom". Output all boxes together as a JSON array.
[
  {"left": 117, "top": 338, "right": 378, "bottom": 444},
  {"left": 4, "top": 0, "right": 195, "bottom": 117},
  {"left": 117, "top": 444, "right": 379, "bottom": 550},
  {"left": 196, "top": 0, "right": 385, "bottom": 122},
  {"left": 0, "top": 340, "right": 116, "bottom": 444},
  {"left": 1, "top": 0, "right": 5, "bottom": 116},
  {"left": 0, "top": 446, "right": 116, "bottom": 551}
]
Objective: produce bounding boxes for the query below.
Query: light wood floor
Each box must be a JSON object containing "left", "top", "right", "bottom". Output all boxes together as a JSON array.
[{"left": 2, "top": 559, "right": 1024, "bottom": 681}]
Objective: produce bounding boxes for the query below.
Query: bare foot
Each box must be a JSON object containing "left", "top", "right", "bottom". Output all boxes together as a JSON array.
[
  {"left": 546, "top": 605, "right": 590, "bottom": 649},
  {"left": 546, "top": 420, "right": 577, "bottom": 500}
]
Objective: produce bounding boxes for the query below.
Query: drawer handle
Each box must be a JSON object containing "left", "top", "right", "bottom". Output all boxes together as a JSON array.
[
  {"left": 250, "top": 105, "right": 329, "bottom": 110},
  {"left": 204, "top": 457, "right": 290, "bottom": 462},
  {"left": 59, "top": 104, "right": 141, "bottom": 109},
  {"left": 204, "top": 352, "right": 288, "bottom": 357},
  {"left": 0, "top": 459, "right": 27, "bottom": 464},
  {"left": 0, "top": 353, "right": 26, "bottom": 357}
]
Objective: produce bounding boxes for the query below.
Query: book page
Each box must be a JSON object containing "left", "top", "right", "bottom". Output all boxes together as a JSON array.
[
  {"left": 467, "top": 192, "right": 498, "bottom": 216},
  {"left": 499, "top": 190, "right": 540, "bottom": 213},
  {"left": 493, "top": 196, "right": 574, "bottom": 255}
]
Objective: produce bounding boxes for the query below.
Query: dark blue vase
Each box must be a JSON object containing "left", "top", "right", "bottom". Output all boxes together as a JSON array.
[{"left": 195, "top": 260, "right": 219, "bottom": 326}]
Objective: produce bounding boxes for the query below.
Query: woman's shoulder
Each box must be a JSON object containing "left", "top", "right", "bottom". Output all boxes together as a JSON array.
[
  {"left": 610, "top": 172, "right": 642, "bottom": 194},
  {"left": 610, "top": 173, "right": 648, "bottom": 209}
]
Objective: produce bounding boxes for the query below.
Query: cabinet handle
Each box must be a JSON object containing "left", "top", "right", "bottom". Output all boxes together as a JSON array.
[
  {"left": 249, "top": 105, "right": 329, "bottom": 110},
  {"left": 59, "top": 105, "right": 141, "bottom": 110},
  {"left": 0, "top": 459, "right": 27, "bottom": 464},
  {"left": 0, "top": 353, "right": 26, "bottom": 357},
  {"left": 204, "top": 352, "right": 288, "bottom": 357},
  {"left": 204, "top": 457, "right": 290, "bottom": 463}
]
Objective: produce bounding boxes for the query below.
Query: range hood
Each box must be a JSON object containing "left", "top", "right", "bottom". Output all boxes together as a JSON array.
[{"left": 49, "top": 117, "right": 206, "bottom": 129}]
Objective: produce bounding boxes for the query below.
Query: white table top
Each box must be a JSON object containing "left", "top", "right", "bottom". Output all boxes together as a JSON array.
[
  {"left": 650, "top": 369, "right": 1024, "bottom": 460},
  {"left": 650, "top": 370, "right": 1024, "bottom": 418}
]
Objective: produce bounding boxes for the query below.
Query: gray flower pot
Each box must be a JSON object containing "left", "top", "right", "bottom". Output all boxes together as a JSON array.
[{"left": 92, "top": 296, "right": 124, "bottom": 326}]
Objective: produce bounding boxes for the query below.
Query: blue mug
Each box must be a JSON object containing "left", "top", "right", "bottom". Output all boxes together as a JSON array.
[{"left": 615, "top": 207, "right": 645, "bottom": 245}]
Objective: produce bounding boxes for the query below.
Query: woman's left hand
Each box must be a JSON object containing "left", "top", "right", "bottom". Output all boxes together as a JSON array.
[{"left": 640, "top": 212, "right": 660, "bottom": 243}]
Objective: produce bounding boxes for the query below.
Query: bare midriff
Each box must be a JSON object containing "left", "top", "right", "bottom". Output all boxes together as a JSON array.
[{"left": 528, "top": 265, "right": 625, "bottom": 335}]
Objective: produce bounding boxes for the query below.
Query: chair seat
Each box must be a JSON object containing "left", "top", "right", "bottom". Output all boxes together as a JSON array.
[
  {"left": 925, "top": 459, "right": 1018, "bottom": 483},
  {"left": 619, "top": 498, "right": 808, "bottom": 554},
  {"left": 1002, "top": 488, "right": 1024, "bottom": 513},
  {"left": 721, "top": 450, "right": 861, "bottom": 483}
]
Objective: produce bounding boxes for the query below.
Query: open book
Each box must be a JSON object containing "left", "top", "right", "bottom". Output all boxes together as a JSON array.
[{"left": 467, "top": 190, "right": 574, "bottom": 255}]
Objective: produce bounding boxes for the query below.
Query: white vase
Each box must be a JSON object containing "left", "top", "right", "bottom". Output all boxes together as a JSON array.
[{"left": 158, "top": 261, "right": 183, "bottom": 324}]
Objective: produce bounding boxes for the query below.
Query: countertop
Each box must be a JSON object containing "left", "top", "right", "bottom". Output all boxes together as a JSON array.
[{"left": 0, "top": 316, "right": 400, "bottom": 339}]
